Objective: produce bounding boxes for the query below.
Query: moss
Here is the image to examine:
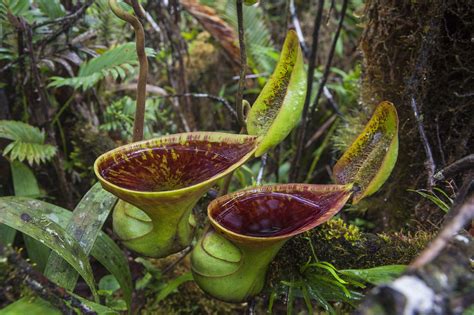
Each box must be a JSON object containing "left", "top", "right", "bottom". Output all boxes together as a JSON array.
[
  {"left": 355, "top": 0, "right": 474, "bottom": 231},
  {"left": 69, "top": 124, "right": 116, "bottom": 182},
  {"left": 319, "top": 218, "right": 363, "bottom": 244},
  {"left": 140, "top": 254, "right": 244, "bottom": 315},
  {"left": 186, "top": 32, "right": 219, "bottom": 83},
  {"left": 268, "top": 224, "right": 435, "bottom": 286}
]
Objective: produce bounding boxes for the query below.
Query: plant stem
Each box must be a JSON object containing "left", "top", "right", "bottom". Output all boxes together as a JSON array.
[
  {"left": 236, "top": 0, "right": 247, "bottom": 129},
  {"left": 109, "top": 0, "right": 148, "bottom": 142}
]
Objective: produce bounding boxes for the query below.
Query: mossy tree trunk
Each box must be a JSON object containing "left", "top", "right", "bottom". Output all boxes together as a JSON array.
[
  {"left": 357, "top": 0, "right": 473, "bottom": 231},
  {"left": 355, "top": 1, "right": 473, "bottom": 313}
]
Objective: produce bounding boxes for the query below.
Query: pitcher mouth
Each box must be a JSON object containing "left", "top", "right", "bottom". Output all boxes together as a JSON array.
[
  {"left": 94, "top": 132, "right": 258, "bottom": 195},
  {"left": 208, "top": 184, "right": 353, "bottom": 241}
]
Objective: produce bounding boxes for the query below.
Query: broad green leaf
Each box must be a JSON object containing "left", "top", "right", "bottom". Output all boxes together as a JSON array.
[
  {"left": 10, "top": 161, "right": 40, "bottom": 197},
  {"left": 44, "top": 183, "right": 117, "bottom": 292},
  {"left": 0, "top": 120, "right": 57, "bottom": 165},
  {"left": 99, "top": 275, "right": 121, "bottom": 293},
  {"left": 0, "top": 225, "right": 16, "bottom": 246},
  {"left": 1, "top": 197, "right": 132, "bottom": 311},
  {"left": 11, "top": 161, "right": 50, "bottom": 271},
  {"left": 0, "top": 297, "right": 61, "bottom": 315},
  {"left": 333, "top": 101, "right": 399, "bottom": 203},
  {"left": 339, "top": 265, "right": 406, "bottom": 285},
  {"left": 0, "top": 200, "right": 99, "bottom": 301},
  {"left": 0, "top": 296, "right": 118, "bottom": 315},
  {"left": 155, "top": 272, "right": 193, "bottom": 302},
  {"left": 246, "top": 29, "right": 307, "bottom": 156}
]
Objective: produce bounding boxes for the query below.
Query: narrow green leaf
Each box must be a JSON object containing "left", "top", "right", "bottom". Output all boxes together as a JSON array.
[
  {"left": 301, "top": 285, "right": 314, "bottom": 314},
  {"left": 286, "top": 284, "right": 295, "bottom": 315},
  {"left": 308, "top": 262, "right": 348, "bottom": 284},
  {"left": 0, "top": 200, "right": 98, "bottom": 301},
  {"left": 333, "top": 101, "right": 399, "bottom": 203},
  {"left": 0, "top": 225, "right": 16, "bottom": 246},
  {"left": 155, "top": 272, "right": 193, "bottom": 302},
  {"left": 10, "top": 161, "right": 40, "bottom": 197},
  {"left": 0, "top": 295, "right": 119, "bottom": 315},
  {"left": 0, "top": 297, "right": 61, "bottom": 315},
  {"left": 339, "top": 265, "right": 406, "bottom": 285},
  {"left": 1, "top": 197, "right": 132, "bottom": 311},
  {"left": 10, "top": 161, "right": 49, "bottom": 271},
  {"left": 246, "top": 29, "right": 307, "bottom": 156},
  {"left": 267, "top": 290, "right": 277, "bottom": 313},
  {"left": 44, "top": 183, "right": 117, "bottom": 292},
  {"left": 91, "top": 230, "right": 132, "bottom": 310},
  {"left": 408, "top": 189, "right": 450, "bottom": 213}
]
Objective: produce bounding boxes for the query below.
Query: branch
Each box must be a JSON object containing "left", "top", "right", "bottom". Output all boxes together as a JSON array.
[
  {"left": 434, "top": 154, "right": 474, "bottom": 181},
  {"left": 109, "top": 0, "right": 148, "bottom": 142},
  {"left": 290, "top": 0, "right": 325, "bottom": 182},
  {"left": 357, "top": 196, "right": 474, "bottom": 314},
  {"left": 0, "top": 245, "right": 94, "bottom": 314},
  {"left": 410, "top": 196, "right": 474, "bottom": 268},
  {"left": 164, "top": 93, "right": 238, "bottom": 120},
  {"left": 406, "top": 19, "right": 440, "bottom": 188},
  {"left": 235, "top": 0, "right": 248, "bottom": 130},
  {"left": 309, "top": 0, "right": 348, "bottom": 119},
  {"left": 289, "top": 0, "right": 309, "bottom": 57},
  {"left": 256, "top": 153, "right": 268, "bottom": 185},
  {"left": 37, "top": 0, "right": 94, "bottom": 48}
]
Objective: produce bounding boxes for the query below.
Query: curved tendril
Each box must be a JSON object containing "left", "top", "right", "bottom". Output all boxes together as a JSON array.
[{"left": 108, "top": 0, "right": 148, "bottom": 142}]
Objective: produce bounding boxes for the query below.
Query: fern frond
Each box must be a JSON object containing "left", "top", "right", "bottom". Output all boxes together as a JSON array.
[
  {"left": 48, "top": 43, "right": 156, "bottom": 91},
  {"left": 222, "top": 0, "right": 276, "bottom": 74},
  {"left": 0, "top": 120, "right": 57, "bottom": 165}
]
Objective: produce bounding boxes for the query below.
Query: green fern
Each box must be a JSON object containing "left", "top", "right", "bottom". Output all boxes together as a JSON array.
[
  {"left": 0, "top": 120, "right": 57, "bottom": 165},
  {"left": 220, "top": 0, "right": 277, "bottom": 75},
  {"left": 48, "top": 43, "right": 155, "bottom": 91}
]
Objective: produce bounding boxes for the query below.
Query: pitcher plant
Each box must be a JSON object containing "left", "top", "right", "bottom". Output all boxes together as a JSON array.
[
  {"left": 94, "top": 132, "right": 258, "bottom": 257},
  {"left": 191, "top": 184, "right": 353, "bottom": 302}
]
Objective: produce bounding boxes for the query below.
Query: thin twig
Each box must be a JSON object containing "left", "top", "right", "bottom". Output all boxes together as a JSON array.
[
  {"left": 33, "top": 1, "right": 93, "bottom": 29},
  {"left": 410, "top": 95, "right": 436, "bottom": 187},
  {"left": 0, "top": 245, "right": 95, "bottom": 314},
  {"left": 247, "top": 298, "right": 257, "bottom": 315},
  {"left": 38, "top": 0, "right": 94, "bottom": 49},
  {"left": 256, "top": 153, "right": 268, "bottom": 185},
  {"left": 410, "top": 196, "right": 474, "bottom": 269},
  {"left": 407, "top": 19, "right": 439, "bottom": 188},
  {"left": 305, "top": 114, "right": 336, "bottom": 148},
  {"left": 290, "top": 0, "right": 326, "bottom": 182},
  {"left": 323, "top": 86, "right": 345, "bottom": 118},
  {"left": 162, "top": 246, "right": 193, "bottom": 275},
  {"left": 163, "top": 93, "right": 238, "bottom": 119},
  {"left": 434, "top": 115, "right": 446, "bottom": 167},
  {"left": 289, "top": 0, "right": 309, "bottom": 57},
  {"left": 235, "top": 0, "right": 248, "bottom": 129},
  {"left": 309, "top": 0, "right": 349, "bottom": 119},
  {"left": 434, "top": 154, "right": 474, "bottom": 181},
  {"left": 109, "top": 0, "right": 148, "bottom": 142}
]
